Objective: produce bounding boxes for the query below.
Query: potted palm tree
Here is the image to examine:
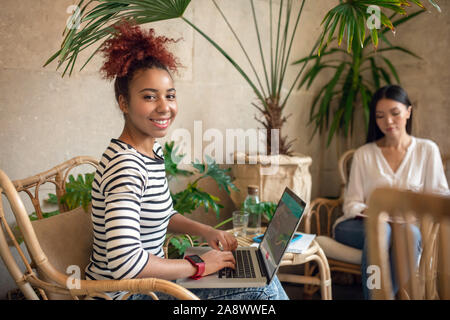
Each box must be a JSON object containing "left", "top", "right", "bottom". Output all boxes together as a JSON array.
[{"left": 295, "top": 0, "right": 441, "bottom": 150}]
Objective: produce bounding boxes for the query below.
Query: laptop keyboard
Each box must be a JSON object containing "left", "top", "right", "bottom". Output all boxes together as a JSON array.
[{"left": 218, "top": 250, "right": 256, "bottom": 279}]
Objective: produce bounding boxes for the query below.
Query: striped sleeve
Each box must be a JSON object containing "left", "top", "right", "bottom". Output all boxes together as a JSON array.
[{"left": 100, "top": 155, "right": 149, "bottom": 280}]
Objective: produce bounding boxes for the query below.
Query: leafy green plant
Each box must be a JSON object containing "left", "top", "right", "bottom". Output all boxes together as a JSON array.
[
  {"left": 46, "top": 172, "right": 95, "bottom": 212},
  {"left": 295, "top": 1, "right": 440, "bottom": 147},
  {"left": 13, "top": 172, "right": 94, "bottom": 243},
  {"left": 163, "top": 141, "right": 240, "bottom": 257},
  {"left": 256, "top": 201, "right": 278, "bottom": 221},
  {"left": 317, "top": 0, "right": 440, "bottom": 55},
  {"left": 212, "top": 201, "right": 278, "bottom": 233},
  {"left": 164, "top": 141, "right": 238, "bottom": 219}
]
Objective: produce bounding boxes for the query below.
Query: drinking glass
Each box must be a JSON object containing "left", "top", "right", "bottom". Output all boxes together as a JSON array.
[{"left": 232, "top": 210, "right": 249, "bottom": 237}]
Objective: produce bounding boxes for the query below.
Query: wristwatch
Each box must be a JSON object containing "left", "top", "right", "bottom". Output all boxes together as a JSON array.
[{"left": 184, "top": 255, "right": 205, "bottom": 280}]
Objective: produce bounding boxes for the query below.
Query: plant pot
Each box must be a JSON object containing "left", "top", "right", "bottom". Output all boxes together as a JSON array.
[{"left": 229, "top": 152, "right": 312, "bottom": 209}]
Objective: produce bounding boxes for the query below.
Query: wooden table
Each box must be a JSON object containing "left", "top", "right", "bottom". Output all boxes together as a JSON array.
[{"left": 229, "top": 228, "right": 332, "bottom": 300}]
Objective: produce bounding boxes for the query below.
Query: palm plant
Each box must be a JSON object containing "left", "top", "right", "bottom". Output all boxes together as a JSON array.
[
  {"left": 44, "top": 0, "right": 319, "bottom": 155},
  {"left": 295, "top": 0, "right": 440, "bottom": 147}
]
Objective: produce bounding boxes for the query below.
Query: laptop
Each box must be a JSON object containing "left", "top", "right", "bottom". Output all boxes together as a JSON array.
[{"left": 176, "top": 187, "right": 307, "bottom": 289}]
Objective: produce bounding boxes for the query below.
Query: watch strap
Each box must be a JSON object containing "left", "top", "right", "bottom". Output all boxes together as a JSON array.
[{"left": 185, "top": 255, "right": 205, "bottom": 280}]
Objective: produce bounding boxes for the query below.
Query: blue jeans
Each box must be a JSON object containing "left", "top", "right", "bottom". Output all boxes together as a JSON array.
[
  {"left": 128, "top": 275, "right": 289, "bottom": 300},
  {"left": 334, "top": 218, "right": 422, "bottom": 300}
]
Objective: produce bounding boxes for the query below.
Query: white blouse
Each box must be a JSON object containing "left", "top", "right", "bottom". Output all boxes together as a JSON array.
[{"left": 336, "top": 136, "right": 449, "bottom": 228}]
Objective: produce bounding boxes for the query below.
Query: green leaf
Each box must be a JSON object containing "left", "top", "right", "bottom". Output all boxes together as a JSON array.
[
  {"left": 292, "top": 47, "right": 346, "bottom": 65},
  {"left": 169, "top": 234, "right": 193, "bottom": 257},
  {"left": 258, "top": 201, "right": 277, "bottom": 221},
  {"left": 327, "top": 108, "right": 345, "bottom": 147},
  {"left": 343, "top": 87, "right": 356, "bottom": 137},
  {"left": 382, "top": 57, "right": 400, "bottom": 84},
  {"left": 309, "top": 82, "right": 328, "bottom": 123},
  {"left": 374, "top": 46, "right": 422, "bottom": 59},
  {"left": 163, "top": 141, "right": 193, "bottom": 179},
  {"left": 379, "top": 67, "right": 392, "bottom": 85},
  {"left": 60, "top": 172, "right": 94, "bottom": 212},
  {"left": 370, "top": 27, "right": 379, "bottom": 49},
  {"left": 45, "top": 193, "right": 59, "bottom": 205},
  {"left": 337, "top": 9, "right": 348, "bottom": 48},
  {"left": 45, "top": 0, "right": 192, "bottom": 77},
  {"left": 181, "top": 16, "right": 266, "bottom": 107},
  {"left": 359, "top": 85, "right": 370, "bottom": 132},
  {"left": 383, "top": 9, "right": 426, "bottom": 35},
  {"left": 191, "top": 161, "right": 206, "bottom": 174},
  {"left": 369, "top": 57, "right": 380, "bottom": 88},
  {"left": 319, "top": 63, "right": 346, "bottom": 121},
  {"left": 202, "top": 155, "right": 238, "bottom": 195},
  {"left": 346, "top": 10, "right": 355, "bottom": 53}
]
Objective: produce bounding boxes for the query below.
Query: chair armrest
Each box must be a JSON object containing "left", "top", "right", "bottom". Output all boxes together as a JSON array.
[
  {"left": 73, "top": 277, "right": 200, "bottom": 300},
  {"left": 304, "top": 197, "right": 343, "bottom": 237}
]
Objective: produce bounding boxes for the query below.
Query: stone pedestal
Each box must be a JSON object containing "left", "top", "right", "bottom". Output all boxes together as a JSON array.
[{"left": 230, "top": 152, "right": 312, "bottom": 208}]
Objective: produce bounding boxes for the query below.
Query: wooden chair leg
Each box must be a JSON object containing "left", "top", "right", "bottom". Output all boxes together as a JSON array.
[{"left": 303, "top": 261, "right": 320, "bottom": 299}]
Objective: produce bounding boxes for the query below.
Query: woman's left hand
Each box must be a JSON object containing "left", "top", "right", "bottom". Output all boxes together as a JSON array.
[{"left": 203, "top": 227, "right": 238, "bottom": 251}]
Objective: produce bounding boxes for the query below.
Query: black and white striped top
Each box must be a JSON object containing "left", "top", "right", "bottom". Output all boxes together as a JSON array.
[{"left": 85, "top": 139, "right": 177, "bottom": 299}]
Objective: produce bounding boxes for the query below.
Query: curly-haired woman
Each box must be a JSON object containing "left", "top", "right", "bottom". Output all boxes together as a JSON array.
[{"left": 84, "top": 20, "right": 288, "bottom": 300}]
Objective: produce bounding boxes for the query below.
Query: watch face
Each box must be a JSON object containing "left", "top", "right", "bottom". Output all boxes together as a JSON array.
[{"left": 188, "top": 255, "right": 203, "bottom": 263}]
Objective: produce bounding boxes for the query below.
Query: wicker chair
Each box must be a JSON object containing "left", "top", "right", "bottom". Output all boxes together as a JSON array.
[
  {"left": 366, "top": 187, "right": 450, "bottom": 300},
  {"left": 0, "top": 156, "right": 199, "bottom": 300},
  {"left": 302, "top": 150, "right": 360, "bottom": 297},
  {"left": 303, "top": 150, "right": 449, "bottom": 297}
]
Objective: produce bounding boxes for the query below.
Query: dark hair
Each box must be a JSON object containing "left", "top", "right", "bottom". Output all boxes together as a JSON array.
[
  {"left": 113, "top": 56, "right": 171, "bottom": 104},
  {"left": 98, "top": 19, "right": 181, "bottom": 104},
  {"left": 366, "top": 85, "right": 413, "bottom": 143}
]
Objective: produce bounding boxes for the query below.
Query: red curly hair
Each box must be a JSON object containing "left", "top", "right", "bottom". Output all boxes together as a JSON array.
[{"left": 99, "top": 19, "right": 181, "bottom": 103}]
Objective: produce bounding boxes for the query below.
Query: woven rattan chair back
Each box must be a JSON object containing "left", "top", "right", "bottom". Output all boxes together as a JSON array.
[
  {"left": 338, "top": 149, "right": 355, "bottom": 200},
  {"left": 366, "top": 187, "right": 450, "bottom": 300}
]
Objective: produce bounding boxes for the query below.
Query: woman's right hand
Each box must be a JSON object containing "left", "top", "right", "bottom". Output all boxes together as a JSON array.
[{"left": 200, "top": 249, "right": 236, "bottom": 276}]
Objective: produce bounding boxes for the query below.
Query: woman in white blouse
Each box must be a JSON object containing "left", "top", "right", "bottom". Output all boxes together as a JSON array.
[{"left": 334, "top": 85, "right": 449, "bottom": 299}]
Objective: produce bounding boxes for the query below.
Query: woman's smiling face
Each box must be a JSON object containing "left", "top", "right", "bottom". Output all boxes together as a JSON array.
[
  {"left": 375, "top": 98, "right": 411, "bottom": 139},
  {"left": 119, "top": 67, "right": 177, "bottom": 139}
]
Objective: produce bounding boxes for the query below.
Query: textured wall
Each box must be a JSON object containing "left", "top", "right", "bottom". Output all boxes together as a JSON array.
[{"left": 0, "top": 0, "right": 448, "bottom": 298}]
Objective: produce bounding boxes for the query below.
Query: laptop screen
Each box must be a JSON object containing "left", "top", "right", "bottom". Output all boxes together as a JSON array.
[{"left": 259, "top": 188, "right": 306, "bottom": 282}]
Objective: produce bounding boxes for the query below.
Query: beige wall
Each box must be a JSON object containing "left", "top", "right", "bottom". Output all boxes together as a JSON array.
[{"left": 0, "top": 0, "right": 448, "bottom": 297}]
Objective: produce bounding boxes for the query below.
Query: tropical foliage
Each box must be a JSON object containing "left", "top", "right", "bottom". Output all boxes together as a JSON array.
[
  {"left": 296, "top": 10, "right": 424, "bottom": 146},
  {"left": 48, "top": 172, "right": 95, "bottom": 212},
  {"left": 295, "top": 0, "right": 440, "bottom": 146},
  {"left": 317, "top": 0, "right": 441, "bottom": 54},
  {"left": 162, "top": 141, "right": 239, "bottom": 257},
  {"left": 164, "top": 141, "right": 238, "bottom": 219}
]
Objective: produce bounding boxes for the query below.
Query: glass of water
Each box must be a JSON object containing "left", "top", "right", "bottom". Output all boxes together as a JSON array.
[{"left": 232, "top": 210, "right": 249, "bottom": 237}]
